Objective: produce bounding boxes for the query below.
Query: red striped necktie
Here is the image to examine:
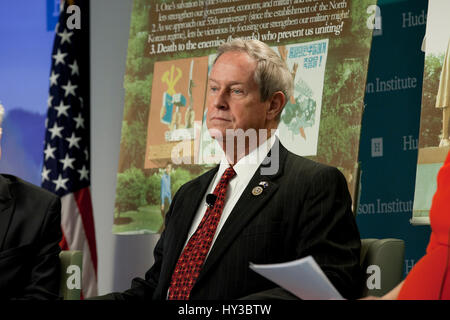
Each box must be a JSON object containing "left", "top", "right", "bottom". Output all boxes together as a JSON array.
[{"left": 167, "top": 166, "right": 236, "bottom": 300}]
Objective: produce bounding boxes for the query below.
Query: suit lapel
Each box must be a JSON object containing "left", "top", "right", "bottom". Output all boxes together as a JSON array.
[
  {"left": 197, "top": 141, "right": 288, "bottom": 283},
  {"left": 0, "top": 175, "right": 15, "bottom": 251}
]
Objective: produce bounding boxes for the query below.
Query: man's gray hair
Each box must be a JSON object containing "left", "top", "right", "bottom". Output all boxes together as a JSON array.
[{"left": 215, "top": 38, "right": 293, "bottom": 105}]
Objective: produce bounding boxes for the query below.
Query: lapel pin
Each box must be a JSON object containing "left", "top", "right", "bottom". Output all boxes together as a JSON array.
[
  {"left": 258, "top": 181, "right": 269, "bottom": 189},
  {"left": 252, "top": 186, "right": 264, "bottom": 196}
]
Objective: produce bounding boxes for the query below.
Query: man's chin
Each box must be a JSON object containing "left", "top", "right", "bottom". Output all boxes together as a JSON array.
[{"left": 207, "top": 127, "right": 227, "bottom": 140}]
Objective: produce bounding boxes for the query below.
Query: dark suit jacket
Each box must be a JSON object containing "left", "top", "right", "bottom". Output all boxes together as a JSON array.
[
  {"left": 0, "top": 174, "right": 62, "bottom": 300},
  {"left": 104, "top": 143, "right": 362, "bottom": 300}
]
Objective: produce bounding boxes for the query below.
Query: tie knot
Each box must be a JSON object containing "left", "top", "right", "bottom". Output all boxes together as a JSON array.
[{"left": 222, "top": 166, "right": 236, "bottom": 182}]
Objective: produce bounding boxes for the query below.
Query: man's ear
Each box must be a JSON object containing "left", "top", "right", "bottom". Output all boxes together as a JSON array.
[{"left": 266, "top": 91, "right": 286, "bottom": 121}]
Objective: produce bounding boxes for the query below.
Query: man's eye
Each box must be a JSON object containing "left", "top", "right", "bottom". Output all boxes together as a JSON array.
[
  {"left": 231, "top": 89, "right": 243, "bottom": 94},
  {"left": 209, "top": 86, "right": 218, "bottom": 92}
]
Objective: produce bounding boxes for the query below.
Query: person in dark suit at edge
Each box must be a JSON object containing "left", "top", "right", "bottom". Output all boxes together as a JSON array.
[
  {"left": 0, "top": 103, "right": 62, "bottom": 299},
  {"left": 95, "top": 38, "right": 362, "bottom": 300}
]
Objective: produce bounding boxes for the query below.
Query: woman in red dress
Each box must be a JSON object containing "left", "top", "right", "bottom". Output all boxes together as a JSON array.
[{"left": 380, "top": 151, "right": 450, "bottom": 300}]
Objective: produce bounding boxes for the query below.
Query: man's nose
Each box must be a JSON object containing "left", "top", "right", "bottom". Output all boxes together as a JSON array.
[{"left": 212, "top": 90, "right": 228, "bottom": 110}]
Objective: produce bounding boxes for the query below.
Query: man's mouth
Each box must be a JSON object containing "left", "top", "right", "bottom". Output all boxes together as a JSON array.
[{"left": 210, "top": 116, "right": 231, "bottom": 122}]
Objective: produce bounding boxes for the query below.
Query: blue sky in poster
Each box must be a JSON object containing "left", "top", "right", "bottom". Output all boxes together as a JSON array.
[{"left": 0, "top": 1, "right": 56, "bottom": 185}]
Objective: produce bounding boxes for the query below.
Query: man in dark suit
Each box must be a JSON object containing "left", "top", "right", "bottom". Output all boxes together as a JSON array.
[
  {"left": 0, "top": 104, "right": 62, "bottom": 299},
  {"left": 98, "top": 39, "right": 362, "bottom": 300}
]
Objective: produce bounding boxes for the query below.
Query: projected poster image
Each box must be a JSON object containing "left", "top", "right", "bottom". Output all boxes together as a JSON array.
[
  {"left": 144, "top": 56, "right": 208, "bottom": 169},
  {"left": 114, "top": 0, "right": 378, "bottom": 234},
  {"left": 275, "top": 40, "right": 328, "bottom": 157},
  {"left": 114, "top": 57, "right": 211, "bottom": 234},
  {"left": 412, "top": 0, "right": 450, "bottom": 225}
]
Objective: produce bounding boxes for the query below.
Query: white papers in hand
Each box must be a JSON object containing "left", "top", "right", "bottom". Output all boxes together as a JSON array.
[{"left": 249, "top": 255, "right": 345, "bottom": 300}]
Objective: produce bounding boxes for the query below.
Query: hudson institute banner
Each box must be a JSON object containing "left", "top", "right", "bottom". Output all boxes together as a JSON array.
[
  {"left": 114, "top": 0, "right": 377, "bottom": 234},
  {"left": 412, "top": 0, "right": 450, "bottom": 225}
]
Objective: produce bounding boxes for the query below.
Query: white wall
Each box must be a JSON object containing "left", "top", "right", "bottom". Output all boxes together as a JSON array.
[{"left": 90, "top": 0, "right": 159, "bottom": 294}]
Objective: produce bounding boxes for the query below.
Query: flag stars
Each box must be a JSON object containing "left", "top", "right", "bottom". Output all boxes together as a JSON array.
[
  {"left": 54, "top": 101, "right": 70, "bottom": 117},
  {"left": 69, "top": 60, "right": 79, "bottom": 76},
  {"left": 59, "top": 153, "right": 76, "bottom": 170},
  {"left": 41, "top": 166, "right": 51, "bottom": 183},
  {"left": 66, "top": 132, "right": 81, "bottom": 149},
  {"left": 43, "top": 3, "right": 96, "bottom": 290},
  {"left": 48, "top": 123, "right": 64, "bottom": 139},
  {"left": 49, "top": 71, "right": 59, "bottom": 87},
  {"left": 53, "top": 174, "right": 69, "bottom": 191},
  {"left": 44, "top": 144, "right": 57, "bottom": 160},
  {"left": 48, "top": 95, "right": 53, "bottom": 108},
  {"left": 78, "top": 165, "right": 89, "bottom": 181},
  {"left": 62, "top": 80, "right": 77, "bottom": 97},
  {"left": 73, "top": 113, "right": 85, "bottom": 129},
  {"left": 58, "top": 28, "right": 73, "bottom": 45},
  {"left": 52, "top": 49, "right": 67, "bottom": 66}
]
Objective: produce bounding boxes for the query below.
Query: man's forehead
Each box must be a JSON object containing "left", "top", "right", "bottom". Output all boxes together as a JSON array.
[
  {"left": 209, "top": 52, "right": 257, "bottom": 83},
  {"left": 214, "top": 50, "right": 256, "bottom": 66},
  {"left": 208, "top": 77, "right": 247, "bottom": 86}
]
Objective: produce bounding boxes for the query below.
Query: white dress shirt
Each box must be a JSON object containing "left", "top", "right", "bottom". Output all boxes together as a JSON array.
[{"left": 181, "top": 134, "right": 277, "bottom": 257}]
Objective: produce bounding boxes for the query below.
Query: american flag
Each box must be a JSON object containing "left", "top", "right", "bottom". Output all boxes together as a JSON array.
[{"left": 42, "top": 0, "right": 97, "bottom": 298}]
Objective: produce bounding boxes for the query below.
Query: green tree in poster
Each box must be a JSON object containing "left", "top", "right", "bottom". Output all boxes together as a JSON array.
[
  {"left": 318, "top": 57, "right": 366, "bottom": 174},
  {"left": 121, "top": 119, "right": 146, "bottom": 168},
  {"left": 146, "top": 172, "right": 162, "bottom": 205},
  {"left": 310, "top": 0, "right": 376, "bottom": 188},
  {"left": 120, "top": 1, "right": 154, "bottom": 172},
  {"left": 116, "top": 167, "right": 149, "bottom": 214},
  {"left": 420, "top": 53, "right": 444, "bottom": 148},
  {"left": 171, "top": 167, "right": 194, "bottom": 196}
]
